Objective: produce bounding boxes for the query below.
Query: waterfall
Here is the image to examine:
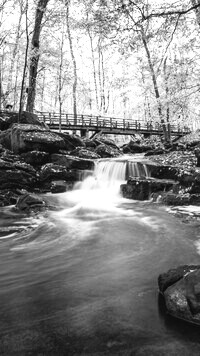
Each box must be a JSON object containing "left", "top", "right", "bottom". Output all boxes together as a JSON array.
[{"left": 93, "top": 158, "right": 150, "bottom": 183}]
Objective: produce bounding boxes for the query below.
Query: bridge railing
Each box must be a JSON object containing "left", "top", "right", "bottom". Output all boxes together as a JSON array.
[
  {"left": 35, "top": 111, "right": 190, "bottom": 134},
  {"left": 0, "top": 110, "right": 191, "bottom": 134}
]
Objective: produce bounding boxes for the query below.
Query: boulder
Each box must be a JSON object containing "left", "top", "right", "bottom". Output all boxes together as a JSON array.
[
  {"left": 120, "top": 177, "right": 178, "bottom": 200},
  {"left": 50, "top": 180, "right": 73, "bottom": 194},
  {"left": 122, "top": 141, "right": 154, "bottom": 154},
  {"left": 70, "top": 147, "right": 100, "bottom": 159},
  {"left": 16, "top": 192, "right": 46, "bottom": 212},
  {"left": 10, "top": 124, "right": 66, "bottom": 153},
  {"left": 158, "top": 265, "right": 200, "bottom": 325},
  {"left": 39, "top": 163, "right": 78, "bottom": 182},
  {"left": 56, "top": 132, "right": 85, "bottom": 151},
  {"left": 83, "top": 138, "right": 97, "bottom": 149},
  {"left": 0, "top": 169, "right": 37, "bottom": 190},
  {"left": 0, "top": 111, "right": 46, "bottom": 130},
  {"left": 95, "top": 143, "right": 120, "bottom": 158},
  {"left": 20, "top": 151, "right": 50, "bottom": 166},
  {"left": 51, "top": 153, "right": 95, "bottom": 170}
]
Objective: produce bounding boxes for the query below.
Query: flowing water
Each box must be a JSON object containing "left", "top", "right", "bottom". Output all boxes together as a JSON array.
[{"left": 1, "top": 157, "right": 200, "bottom": 355}]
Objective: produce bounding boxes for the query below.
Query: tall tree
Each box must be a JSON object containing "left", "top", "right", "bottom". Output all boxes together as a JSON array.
[
  {"left": 26, "top": 0, "right": 49, "bottom": 112},
  {"left": 66, "top": 0, "right": 77, "bottom": 125}
]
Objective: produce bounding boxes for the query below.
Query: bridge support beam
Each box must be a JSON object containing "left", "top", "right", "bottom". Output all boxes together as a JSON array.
[{"left": 80, "top": 128, "right": 89, "bottom": 138}]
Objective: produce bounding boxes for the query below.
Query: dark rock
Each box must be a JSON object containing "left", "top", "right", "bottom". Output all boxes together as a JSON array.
[
  {"left": 145, "top": 148, "right": 165, "bottom": 156},
  {"left": 95, "top": 144, "right": 120, "bottom": 158},
  {"left": 39, "top": 163, "right": 78, "bottom": 182},
  {"left": 16, "top": 193, "right": 46, "bottom": 212},
  {"left": 20, "top": 151, "right": 50, "bottom": 166},
  {"left": 96, "top": 137, "right": 119, "bottom": 150},
  {"left": 56, "top": 132, "right": 85, "bottom": 151},
  {"left": 158, "top": 265, "right": 200, "bottom": 294},
  {"left": 0, "top": 169, "right": 37, "bottom": 190},
  {"left": 0, "top": 128, "right": 12, "bottom": 149},
  {"left": 50, "top": 180, "right": 73, "bottom": 194},
  {"left": 0, "top": 111, "right": 46, "bottom": 131},
  {"left": 159, "top": 266, "right": 200, "bottom": 325},
  {"left": 194, "top": 146, "right": 200, "bottom": 167},
  {"left": 11, "top": 124, "right": 66, "bottom": 153},
  {"left": 156, "top": 192, "right": 200, "bottom": 206},
  {"left": 70, "top": 147, "right": 100, "bottom": 159},
  {"left": 0, "top": 190, "right": 19, "bottom": 206},
  {"left": 83, "top": 138, "right": 97, "bottom": 149},
  {"left": 51, "top": 153, "right": 95, "bottom": 170},
  {"left": 122, "top": 141, "right": 154, "bottom": 154},
  {"left": 120, "top": 177, "right": 178, "bottom": 200}
]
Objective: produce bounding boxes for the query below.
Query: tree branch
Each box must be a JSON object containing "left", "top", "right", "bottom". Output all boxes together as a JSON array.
[{"left": 142, "top": 3, "right": 200, "bottom": 21}]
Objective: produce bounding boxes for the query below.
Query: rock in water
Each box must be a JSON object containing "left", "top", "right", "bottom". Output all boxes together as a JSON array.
[{"left": 158, "top": 265, "right": 200, "bottom": 325}]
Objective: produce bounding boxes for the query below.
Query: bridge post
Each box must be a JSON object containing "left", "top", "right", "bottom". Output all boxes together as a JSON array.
[{"left": 123, "top": 119, "right": 125, "bottom": 129}]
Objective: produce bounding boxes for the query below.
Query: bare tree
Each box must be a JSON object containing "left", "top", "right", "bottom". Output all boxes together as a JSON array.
[
  {"left": 66, "top": 0, "right": 77, "bottom": 125},
  {"left": 26, "top": 0, "right": 49, "bottom": 112}
]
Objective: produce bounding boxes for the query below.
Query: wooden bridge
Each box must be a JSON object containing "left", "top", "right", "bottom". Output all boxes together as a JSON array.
[{"left": 36, "top": 112, "right": 191, "bottom": 137}]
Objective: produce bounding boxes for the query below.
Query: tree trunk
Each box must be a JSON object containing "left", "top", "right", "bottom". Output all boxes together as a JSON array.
[
  {"left": 58, "top": 23, "right": 64, "bottom": 133},
  {"left": 19, "top": 0, "right": 29, "bottom": 121},
  {"left": 66, "top": 0, "right": 77, "bottom": 126},
  {"left": 141, "top": 30, "right": 168, "bottom": 141},
  {"left": 87, "top": 26, "right": 99, "bottom": 111},
  {"left": 26, "top": 0, "right": 49, "bottom": 112},
  {"left": 163, "top": 57, "right": 171, "bottom": 142}
]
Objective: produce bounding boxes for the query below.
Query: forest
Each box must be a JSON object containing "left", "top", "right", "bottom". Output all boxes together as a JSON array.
[{"left": 1, "top": 0, "right": 200, "bottom": 131}]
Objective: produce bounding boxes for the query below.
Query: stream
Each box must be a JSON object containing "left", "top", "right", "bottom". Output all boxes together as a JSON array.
[{"left": 0, "top": 158, "right": 200, "bottom": 355}]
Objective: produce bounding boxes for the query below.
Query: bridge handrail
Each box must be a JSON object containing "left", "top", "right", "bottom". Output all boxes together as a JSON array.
[{"left": 35, "top": 111, "right": 190, "bottom": 133}]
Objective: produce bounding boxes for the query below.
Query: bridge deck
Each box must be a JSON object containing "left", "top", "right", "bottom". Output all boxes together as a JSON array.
[{"left": 36, "top": 112, "right": 190, "bottom": 136}]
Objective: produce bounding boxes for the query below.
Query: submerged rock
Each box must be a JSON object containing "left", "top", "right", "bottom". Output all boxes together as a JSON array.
[{"left": 159, "top": 265, "right": 200, "bottom": 325}]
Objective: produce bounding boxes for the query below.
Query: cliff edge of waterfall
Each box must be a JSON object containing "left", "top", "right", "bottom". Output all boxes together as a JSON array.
[{"left": 0, "top": 111, "right": 200, "bottom": 213}]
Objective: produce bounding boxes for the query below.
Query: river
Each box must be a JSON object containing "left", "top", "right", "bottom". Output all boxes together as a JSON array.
[{"left": 0, "top": 158, "right": 200, "bottom": 355}]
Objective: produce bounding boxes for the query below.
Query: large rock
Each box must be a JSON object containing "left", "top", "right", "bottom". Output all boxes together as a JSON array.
[
  {"left": 120, "top": 177, "right": 178, "bottom": 200},
  {"left": 20, "top": 151, "right": 50, "bottom": 166},
  {"left": 0, "top": 157, "right": 37, "bottom": 190},
  {"left": 51, "top": 153, "right": 95, "bottom": 170},
  {"left": 159, "top": 265, "right": 200, "bottom": 325},
  {"left": 15, "top": 193, "right": 46, "bottom": 212},
  {"left": 56, "top": 132, "right": 85, "bottom": 151},
  {"left": 39, "top": 163, "right": 78, "bottom": 182},
  {"left": 122, "top": 141, "right": 153, "bottom": 154},
  {"left": 95, "top": 143, "right": 120, "bottom": 158},
  {"left": 10, "top": 124, "right": 66, "bottom": 153},
  {"left": 70, "top": 147, "right": 100, "bottom": 159},
  {"left": 0, "top": 111, "right": 46, "bottom": 130}
]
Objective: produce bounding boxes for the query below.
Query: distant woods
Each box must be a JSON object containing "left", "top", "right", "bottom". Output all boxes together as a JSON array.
[{"left": 0, "top": 0, "right": 200, "bottom": 131}]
